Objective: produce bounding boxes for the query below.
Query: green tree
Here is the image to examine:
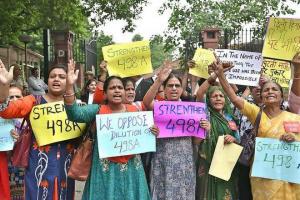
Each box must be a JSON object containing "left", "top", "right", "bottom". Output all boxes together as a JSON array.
[
  {"left": 132, "top": 34, "right": 144, "bottom": 41},
  {"left": 0, "top": 0, "right": 91, "bottom": 46},
  {"left": 150, "top": 35, "right": 174, "bottom": 69},
  {"left": 97, "top": 31, "right": 114, "bottom": 65},
  {"left": 160, "top": 0, "right": 300, "bottom": 51},
  {"left": 131, "top": 34, "right": 174, "bottom": 69},
  {"left": 0, "top": 0, "right": 148, "bottom": 49},
  {"left": 85, "top": 0, "right": 148, "bottom": 32}
]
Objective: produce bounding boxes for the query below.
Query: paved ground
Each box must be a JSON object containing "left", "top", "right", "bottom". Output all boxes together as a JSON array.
[{"left": 75, "top": 181, "right": 85, "bottom": 200}]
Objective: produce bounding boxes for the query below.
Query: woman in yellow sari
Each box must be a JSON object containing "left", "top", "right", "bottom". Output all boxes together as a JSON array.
[{"left": 211, "top": 58, "right": 300, "bottom": 200}]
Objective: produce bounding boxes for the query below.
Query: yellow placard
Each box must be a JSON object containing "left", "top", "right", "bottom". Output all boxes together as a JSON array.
[
  {"left": 209, "top": 136, "right": 243, "bottom": 181},
  {"left": 102, "top": 40, "right": 153, "bottom": 78},
  {"left": 262, "top": 58, "right": 291, "bottom": 88},
  {"left": 189, "top": 48, "right": 215, "bottom": 78},
  {"left": 30, "top": 101, "right": 86, "bottom": 146},
  {"left": 262, "top": 17, "right": 300, "bottom": 61}
]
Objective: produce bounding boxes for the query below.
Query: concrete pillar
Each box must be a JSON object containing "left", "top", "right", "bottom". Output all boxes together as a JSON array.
[
  {"left": 51, "top": 30, "right": 74, "bottom": 66},
  {"left": 201, "top": 28, "right": 221, "bottom": 49}
]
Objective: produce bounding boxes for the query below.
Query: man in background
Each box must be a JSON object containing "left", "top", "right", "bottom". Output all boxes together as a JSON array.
[{"left": 28, "top": 67, "right": 48, "bottom": 95}]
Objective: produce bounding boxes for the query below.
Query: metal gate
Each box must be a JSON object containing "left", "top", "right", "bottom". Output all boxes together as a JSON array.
[{"left": 43, "top": 29, "right": 97, "bottom": 81}]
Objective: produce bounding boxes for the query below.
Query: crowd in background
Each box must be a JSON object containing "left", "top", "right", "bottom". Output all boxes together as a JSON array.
[{"left": 0, "top": 50, "right": 299, "bottom": 200}]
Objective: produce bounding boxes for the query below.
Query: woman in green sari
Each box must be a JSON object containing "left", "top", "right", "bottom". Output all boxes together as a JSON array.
[{"left": 196, "top": 86, "right": 239, "bottom": 200}]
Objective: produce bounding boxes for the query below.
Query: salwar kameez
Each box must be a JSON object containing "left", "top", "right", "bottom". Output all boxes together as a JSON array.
[
  {"left": 82, "top": 142, "right": 150, "bottom": 200},
  {"left": 150, "top": 137, "right": 196, "bottom": 200},
  {"left": 0, "top": 95, "right": 75, "bottom": 200},
  {"left": 65, "top": 103, "right": 151, "bottom": 200}
]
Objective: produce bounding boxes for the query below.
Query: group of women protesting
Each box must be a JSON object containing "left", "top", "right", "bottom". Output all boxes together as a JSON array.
[{"left": 0, "top": 50, "right": 299, "bottom": 200}]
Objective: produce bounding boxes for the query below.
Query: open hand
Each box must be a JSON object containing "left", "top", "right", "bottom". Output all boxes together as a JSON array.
[
  {"left": 259, "top": 74, "right": 270, "bottom": 87},
  {"left": 0, "top": 59, "right": 14, "bottom": 85},
  {"left": 210, "top": 61, "right": 224, "bottom": 77},
  {"left": 99, "top": 60, "right": 108, "bottom": 73},
  {"left": 157, "top": 60, "right": 174, "bottom": 83},
  {"left": 67, "top": 59, "right": 79, "bottom": 86}
]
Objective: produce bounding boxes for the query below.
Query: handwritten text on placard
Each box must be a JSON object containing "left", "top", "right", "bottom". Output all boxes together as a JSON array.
[
  {"left": 190, "top": 48, "right": 216, "bottom": 79},
  {"left": 102, "top": 40, "right": 153, "bottom": 77},
  {"left": 262, "top": 59, "right": 291, "bottom": 88},
  {"left": 96, "top": 111, "right": 156, "bottom": 158},
  {"left": 154, "top": 101, "right": 206, "bottom": 138},
  {"left": 30, "top": 101, "right": 86, "bottom": 146},
  {"left": 251, "top": 137, "right": 300, "bottom": 184},
  {"left": 215, "top": 49, "right": 262, "bottom": 86},
  {"left": 262, "top": 17, "right": 300, "bottom": 61}
]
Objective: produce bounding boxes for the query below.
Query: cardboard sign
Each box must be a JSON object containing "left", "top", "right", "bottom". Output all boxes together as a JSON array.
[
  {"left": 190, "top": 48, "right": 216, "bottom": 78},
  {"left": 154, "top": 101, "right": 206, "bottom": 138},
  {"left": 29, "top": 101, "right": 86, "bottom": 146},
  {"left": 215, "top": 49, "right": 262, "bottom": 86},
  {"left": 102, "top": 40, "right": 153, "bottom": 78},
  {"left": 0, "top": 118, "right": 15, "bottom": 151},
  {"left": 96, "top": 111, "right": 156, "bottom": 158},
  {"left": 252, "top": 137, "right": 300, "bottom": 184},
  {"left": 262, "top": 17, "right": 300, "bottom": 61},
  {"left": 262, "top": 58, "right": 291, "bottom": 88},
  {"left": 209, "top": 135, "right": 243, "bottom": 181}
]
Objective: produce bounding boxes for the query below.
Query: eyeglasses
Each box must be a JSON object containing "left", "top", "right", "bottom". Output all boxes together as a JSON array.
[
  {"left": 9, "top": 95, "right": 22, "bottom": 100},
  {"left": 166, "top": 84, "right": 181, "bottom": 88}
]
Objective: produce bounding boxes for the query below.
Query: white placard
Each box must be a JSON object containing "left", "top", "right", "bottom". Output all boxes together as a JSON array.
[{"left": 215, "top": 49, "right": 263, "bottom": 86}]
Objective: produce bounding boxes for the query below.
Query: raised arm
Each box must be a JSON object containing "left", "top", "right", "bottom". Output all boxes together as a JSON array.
[
  {"left": 94, "top": 61, "right": 107, "bottom": 104},
  {"left": 195, "top": 73, "right": 217, "bottom": 102},
  {"left": 0, "top": 59, "right": 14, "bottom": 102},
  {"left": 181, "top": 60, "right": 195, "bottom": 98},
  {"left": 64, "top": 59, "right": 79, "bottom": 105},
  {"left": 65, "top": 103, "right": 99, "bottom": 123},
  {"left": 289, "top": 52, "right": 300, "bottom": 114},
  {"left": 143, "top": 61, "right": 173, "bottom": 110},
  {"left": 241, "top": 86, "right": 251, "bottom": 99},
  {"left": 64, "top": 59, "right": 99, "bottom": 123},
  {"left": 195, "top": 62, "right": 234, "bottom": 102},
  {"left": 291, "top": 52, "right": 300, "bottom": 96},
  {"left": 0, "top": 95, "right": 35, "bottom": 119},
  {"left": 211, "top": 61, "right": 244, "bottom": 110}
]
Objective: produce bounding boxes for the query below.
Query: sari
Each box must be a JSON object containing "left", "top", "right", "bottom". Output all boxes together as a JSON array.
[{"left": 196, "top": 86, "right": 239, "bottom": 200}]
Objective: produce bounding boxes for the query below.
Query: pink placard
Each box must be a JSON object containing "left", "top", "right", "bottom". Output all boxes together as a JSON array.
[{"left": 154, "top": 101, "right": 207, "bottom": 138}]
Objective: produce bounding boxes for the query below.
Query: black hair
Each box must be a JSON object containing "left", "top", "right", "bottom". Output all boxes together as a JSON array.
[
  {"left": 85, "top": 79, "right": 97, "bottom": 89},
  {"left": 163, "top": 73, "right": 182, "bottom": 88},
  {"left": 80, "top": 79, "right": 97, "bottom": 103},
  {"left": 48, "top": 64, "right": 67, "bottom": 75},
  {"left": 103, "top": 76, "right": 124, "bottom": 93},
  {"left": 122, "top": 77, "right": 136, "bottom": 89},
  {"left": 260, "top": 81, "right": 284, "bottom": 99}
]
